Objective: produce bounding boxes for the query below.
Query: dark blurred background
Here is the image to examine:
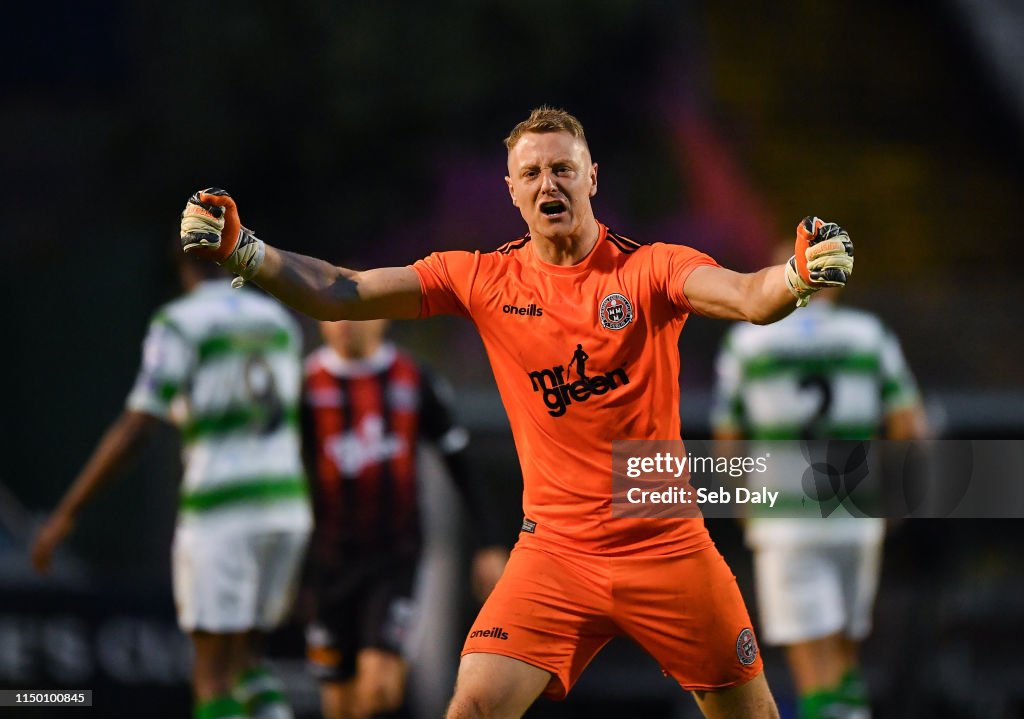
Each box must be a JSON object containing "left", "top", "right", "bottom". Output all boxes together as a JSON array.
[{"left": 2, "top": 1, "right": 1022, "bottom": 717}]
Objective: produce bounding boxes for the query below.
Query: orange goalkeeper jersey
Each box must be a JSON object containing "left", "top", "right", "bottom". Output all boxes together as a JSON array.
[{"left": 412, "top": 223, "right": 718, "bottom": 556}]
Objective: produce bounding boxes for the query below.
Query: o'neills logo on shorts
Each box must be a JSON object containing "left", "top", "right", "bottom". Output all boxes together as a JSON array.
[
  {"left": 527, "top": 343, "right": 630, "bottom": 418},
  {"left": 469, "top": 626, "right": 509, "bottom": 640}
]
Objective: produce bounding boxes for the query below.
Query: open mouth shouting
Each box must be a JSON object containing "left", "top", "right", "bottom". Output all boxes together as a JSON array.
[{"left": 540, "top": 200, "right": 567, "bottom": 219}]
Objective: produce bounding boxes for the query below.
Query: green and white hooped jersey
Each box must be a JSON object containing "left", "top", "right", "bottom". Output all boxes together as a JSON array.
[
  {"left": 712, "top": 302, "right": 919, "bottom": 440},
  {"left": 127, "top": 281, "right": 310, "bottom": 530},
  {"left": 711, "top": 301, "right": 919, "bottom": 544}
]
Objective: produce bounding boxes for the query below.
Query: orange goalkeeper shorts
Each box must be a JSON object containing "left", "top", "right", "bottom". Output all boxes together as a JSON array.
[{"left": 461, "top": 537, "right": 762, "bottom": 699}]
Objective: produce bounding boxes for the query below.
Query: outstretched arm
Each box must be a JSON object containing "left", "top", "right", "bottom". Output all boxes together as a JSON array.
[
  {"left": 684, "top": 217, "right": 854, "bottom": 324},
  {"left": 31, "top": 410, "right": 163, "bottom": 573},
  {"left": 256, "top": 248, "right": 421, "bottom": 321},
  {"left": 684, "top": 264, "right": 794, "bottom": 325},
  {"left": 180, "top": 188, "right": 422, "bottom": 321}
]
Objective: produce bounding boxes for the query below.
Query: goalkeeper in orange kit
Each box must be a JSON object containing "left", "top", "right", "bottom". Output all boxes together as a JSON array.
[{"left": 178, "top": 107, "right": 854, "bottom": 719}]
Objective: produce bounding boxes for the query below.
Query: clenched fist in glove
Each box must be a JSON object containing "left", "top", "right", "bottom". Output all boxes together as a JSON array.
[
  {"left": 180, "top": 188, "right": 265, "bottom": 288},
  {"left": 784, "top": 216, "right": 854, "bottom": 307}
]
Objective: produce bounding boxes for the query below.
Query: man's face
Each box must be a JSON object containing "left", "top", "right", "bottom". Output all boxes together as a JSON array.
[{"left": 505, "top": 131, "right": 597, "bottom": 241}]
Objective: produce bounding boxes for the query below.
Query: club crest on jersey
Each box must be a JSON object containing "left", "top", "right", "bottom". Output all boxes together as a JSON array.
[
  {"left": 599, "top": 293, "right": 634, "bottom": 330},
  {"left": 736, "top": 628, "right": 758, "bottom": 666}
]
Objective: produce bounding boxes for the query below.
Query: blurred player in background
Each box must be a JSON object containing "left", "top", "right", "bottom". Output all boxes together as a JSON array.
[
  {"left": 31, "top": 253, "right": 311, "bottom": 719},
  {"left": 178, "top": 106, "right": 856, "bottom": 719},
  {"left": 302, "top": 316, "right": 508, "bottom": 719},
  {"left": 711, "top": 270, "right": 927, "bottom": 719}
]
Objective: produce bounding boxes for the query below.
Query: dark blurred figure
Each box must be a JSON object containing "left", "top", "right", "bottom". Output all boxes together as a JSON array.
[{"left": 302, "top": 317, "right": 507, "bottom": 719}]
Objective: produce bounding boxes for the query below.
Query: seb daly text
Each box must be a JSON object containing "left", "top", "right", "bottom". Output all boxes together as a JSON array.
[{"left": 611, "top": 439, "right": 779, "bottom": 519}]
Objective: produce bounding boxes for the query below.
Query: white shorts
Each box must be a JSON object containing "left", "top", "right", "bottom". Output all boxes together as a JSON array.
[
  {"left": 172, "top": 522, "right": 310, "bottom": 633},
  {"left": 753, "top": 539, "right": 882, "bottom": 646}
]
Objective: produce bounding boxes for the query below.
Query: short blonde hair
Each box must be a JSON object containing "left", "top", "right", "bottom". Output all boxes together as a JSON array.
[{"left": 504, "top": 106, "right": 588, "bottom": 153}]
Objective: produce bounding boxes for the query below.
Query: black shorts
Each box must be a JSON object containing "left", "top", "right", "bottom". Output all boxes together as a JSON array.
[{"left": 305, "top": 553, "right": 420, "bottom": 682}]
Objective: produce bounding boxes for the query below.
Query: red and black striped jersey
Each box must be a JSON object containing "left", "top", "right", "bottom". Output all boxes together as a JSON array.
[{"left": 302, "top": 343, "right": 469, "bottom": 563}]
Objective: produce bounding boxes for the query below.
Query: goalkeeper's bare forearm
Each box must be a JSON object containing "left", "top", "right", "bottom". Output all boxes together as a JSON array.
[
  {"left": 179, "top": 187, "right": 421, "bottom": 320},
  {"left": 683, "top": 263, "right": 795, "bottom": 325},
  {"left": 680, "top": 216, "right": 853, "bottom": 324},
  {"left": 255, "top": 246, "right": 421, "bottom": 321}
]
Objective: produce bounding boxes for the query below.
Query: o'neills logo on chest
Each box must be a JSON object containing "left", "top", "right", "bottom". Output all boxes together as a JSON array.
[
  {"left": 502, "top": 302, "right": 544, "bottom": 317},
  {"left": 527, "top": 343, "right": 630, "bottom": 417}
]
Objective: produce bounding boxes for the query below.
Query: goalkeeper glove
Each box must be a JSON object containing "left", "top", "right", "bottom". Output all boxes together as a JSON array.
[
  {"left": 784, "top": 216, "right": 854, "bottom": 307},
  {"left": 180, "top": 188, "right": 265, "bottom": 288}
]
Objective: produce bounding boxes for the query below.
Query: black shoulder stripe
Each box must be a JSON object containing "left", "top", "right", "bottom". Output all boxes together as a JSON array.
[
  {"left": 606, "top": 230, "right": 642, "bottom": 254},
  {"left": 611, "top": 231, "right": 643, "bottom": 248},
  {"left": 607, "top": 235, "right": 636, "bottom": 254},
  {"left": 498, "top": 233, "right": 532, "bottom": 254}
]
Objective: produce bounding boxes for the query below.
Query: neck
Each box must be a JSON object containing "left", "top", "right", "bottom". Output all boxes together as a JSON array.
[
  {"left": 531, "top": 219, "right": 600, "bottom": 266},
  {"left": 332, "top": 341, "right": 382, "bottom": 360}
]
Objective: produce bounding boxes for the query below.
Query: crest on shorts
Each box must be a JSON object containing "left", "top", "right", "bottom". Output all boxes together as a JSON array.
[
  {"left": 736, "top": 627, "right": 758, "bottom": 666},
  {"left": 599, "top": 293, "right": 634, "bottom": 330}
]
